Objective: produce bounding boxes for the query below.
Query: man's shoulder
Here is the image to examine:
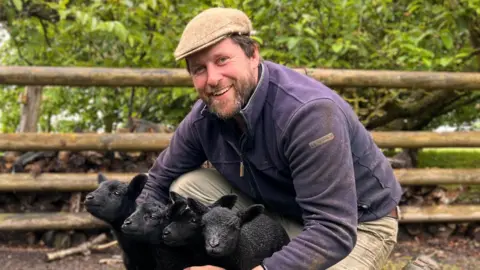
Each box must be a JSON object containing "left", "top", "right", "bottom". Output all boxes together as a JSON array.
[
  {"left": 264, "top": 61, "right": 350, "bottom": 116},
  {"left": 264, "top": 60, "right": 340, "bottom": 106}
]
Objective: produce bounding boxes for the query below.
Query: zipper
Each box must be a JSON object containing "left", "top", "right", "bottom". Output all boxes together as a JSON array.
[{"left": 238, "top": 132, "right": 265, "bottom": 203}]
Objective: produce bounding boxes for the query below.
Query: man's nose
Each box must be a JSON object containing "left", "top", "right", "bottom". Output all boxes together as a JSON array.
[{"left": 206, "top": 66, "right": 222, "bottom": 88}]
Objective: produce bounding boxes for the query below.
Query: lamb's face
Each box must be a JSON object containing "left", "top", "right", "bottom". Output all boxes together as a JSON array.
[
  {"left": 202, "top": 207, "right": 241, "bottom": 257},
  {"left": 162, "top": 205, "right": 201, "bottom": 247},
  {"left": 84, "top": 180, "right": 129, "bottom": 223},
  {"left": 121, "top": 202, "right": 168, "bottom": 243}
]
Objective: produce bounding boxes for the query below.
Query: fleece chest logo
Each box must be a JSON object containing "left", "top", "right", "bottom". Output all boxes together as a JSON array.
[{"left": 309, "top": 132, "right": 335, "bottom": 149}]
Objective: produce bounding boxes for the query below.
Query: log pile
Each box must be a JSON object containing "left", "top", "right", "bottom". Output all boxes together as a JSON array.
[{"left": 392, "top": 149, "right": 478, "bottom": 242}]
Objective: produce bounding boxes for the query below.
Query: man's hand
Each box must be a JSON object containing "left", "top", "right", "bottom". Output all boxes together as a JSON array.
[
  {"left": 252, "top": 266, "right": 264, "bottom": 270},
  {"left": 184, "top": 266, "right": 225, "bottom": 270}
]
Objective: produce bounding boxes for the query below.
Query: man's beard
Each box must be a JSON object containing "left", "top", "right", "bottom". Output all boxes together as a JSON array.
[{"left": 204, "top": 75, "right": 256, "bottom": 120}]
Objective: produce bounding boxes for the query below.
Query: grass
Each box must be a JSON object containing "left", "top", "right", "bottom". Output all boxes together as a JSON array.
[{"left": 417, "top": 148, "right": 480, "bottom": 169}]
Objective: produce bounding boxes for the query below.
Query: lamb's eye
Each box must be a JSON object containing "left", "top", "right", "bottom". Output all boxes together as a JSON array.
[
  {"left": 113, "top": 191, "right": 121, "bottom": 195},
  {"left": 190, "top": 217, "right": 197, "bottom": 223}
]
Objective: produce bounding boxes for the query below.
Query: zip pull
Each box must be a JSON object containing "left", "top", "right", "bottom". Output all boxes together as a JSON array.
[{"left": 240, "top": 161, "right": 244, "bottom": 177}]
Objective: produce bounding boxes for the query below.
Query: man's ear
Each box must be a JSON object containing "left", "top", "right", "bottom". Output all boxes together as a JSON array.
[{"left": 249, "top": 43, "right": 261, "bottom": 68}]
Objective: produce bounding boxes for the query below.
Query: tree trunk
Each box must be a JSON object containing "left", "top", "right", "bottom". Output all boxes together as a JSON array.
[{"left": 18, "top": 86, "right": 43, "bottom": 132}]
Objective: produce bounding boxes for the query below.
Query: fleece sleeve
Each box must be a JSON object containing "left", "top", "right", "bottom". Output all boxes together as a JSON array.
[
  {"left": 263, "top": 98, "right": 358, "bottom": 269},
  {"left": 136, "top": 112, "right": 207, "bottom": 205}
]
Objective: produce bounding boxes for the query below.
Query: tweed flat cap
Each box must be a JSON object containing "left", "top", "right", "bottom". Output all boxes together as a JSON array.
[{"left": 174, "top": 7, "right": 253, "bottom": 61}]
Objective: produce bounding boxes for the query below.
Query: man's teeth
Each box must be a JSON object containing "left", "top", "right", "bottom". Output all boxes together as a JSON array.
[{"left": 213, "top": 86, "right": 230, "bottom": 96}]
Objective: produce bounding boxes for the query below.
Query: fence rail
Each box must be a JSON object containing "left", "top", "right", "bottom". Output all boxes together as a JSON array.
[
  {"left": 0, "top": 169, "right": 479, "bottom": 192},
  {"left": 1, "top": 131, "right": 479, "bottom": 151},
  {"left": 0, "top": 205, "right": 478, "bottom": 230},
  {"left": 2, "top": 66, "right": 480, "bottom": 90}
]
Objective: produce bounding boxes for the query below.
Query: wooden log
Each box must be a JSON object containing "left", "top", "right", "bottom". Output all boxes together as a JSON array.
[
  {"left": 0, "top": 168, "right": 479, "bottom": 192},
  {"left": 399, "top": 205, "right": 480, "bottom": 223},
  {"left": 0, "top": 205, "right": 478, "bottom": 230},
  {"left": 371, "top": 131, "right": 480, "bottom": 148},
  {"left": 91, "top": 240, "right": 118, "bottom": 251},
  {"left": 2, "top": 66, "right": 480, "bottom": 90},
  {"left": 45, "top": 233, "right": 108, "bottom": 262},
  {"left": 0, "top": 173, "right": 132, "bottom": 192},
  {"left": 8, "top": 169, "right": 478, "bottom": 193},
  {"left": 0, "top": 133, "right": 172, "bottom": 151},
  {"left": 0, "top": 212, "right": 107, "bottom": 230},
  {"left": 393, "top": 168, "right": 480, "bottom": 185},
  {"left": 0, "top": 131, "right": 479, "bottom": 151}
]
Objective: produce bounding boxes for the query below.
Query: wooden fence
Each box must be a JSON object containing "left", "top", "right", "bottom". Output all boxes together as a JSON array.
[{"left": 0, "top": 66, "right": 479, "bottom": 230}]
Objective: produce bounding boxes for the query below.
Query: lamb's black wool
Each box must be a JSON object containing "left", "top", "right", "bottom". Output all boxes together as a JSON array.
[
  {"left": 162, "top": 192, "right": 236, "bottom": 268},
  {"left": 84, "top": 173, "right": 155, "bottom": 270},
  {"left": 188, "top": 194, "right": 291, "bottom": 270},
  {"left": 121, "top": 194, "right": 193, "bottom": 269}
]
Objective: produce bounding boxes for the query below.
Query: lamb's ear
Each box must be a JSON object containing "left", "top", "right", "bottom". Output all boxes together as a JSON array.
[
  {"left": 210, "top": 194, "right": 237, "bottom": 209},
  {"left": 127, "top": 173, "right": 148, "bottom": 199},
  {"left": 167, "top": 200, "right": 187, "bottom": 218},
  {"left": 97, "top": 173, "right": 108, "bottom": 184},
  {"left": 187, "top": 198, "right": 208, "bottom": 215},
  {"left": 169, "top": 191, "right": 186, "bottom": 204},
  {"left": 238, "top": 204, "right": 264, "bottom": 226}
]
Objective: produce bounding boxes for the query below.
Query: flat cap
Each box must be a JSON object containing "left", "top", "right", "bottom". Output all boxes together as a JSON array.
[{"left": 174, "top": 7, "right": 253, "bottom": 61}]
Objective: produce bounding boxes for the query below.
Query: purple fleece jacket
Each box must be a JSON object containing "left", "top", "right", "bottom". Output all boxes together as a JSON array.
[{"left": 137, "top": 60, "right": 402, "bottom": 269}]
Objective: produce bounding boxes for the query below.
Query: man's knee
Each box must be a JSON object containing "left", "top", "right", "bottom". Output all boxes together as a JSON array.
[
  {"left": 169, "top": 168, "right": 255, "bottom": 210},
  {"left": 169, "top": 168, "right": 233, "bottom": 206}
]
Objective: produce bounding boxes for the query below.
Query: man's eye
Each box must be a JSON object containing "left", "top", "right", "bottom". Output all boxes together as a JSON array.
[
  {"left": 217, "top": 57, "right": 228, "bottom": 64},
  {"left": 193, "top": 67, "right": 205, "bottom": 75}
]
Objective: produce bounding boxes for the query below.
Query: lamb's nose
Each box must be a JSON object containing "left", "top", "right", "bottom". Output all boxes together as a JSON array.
[
  {"left": 208, "top": 238, "right": 219, "bottom": 248},
  {"left": 85, "top": 194, "right": 94, "bottom": 200},
  {"left": 163, "top": 230, "right": 170, "bottom": 237},
  {"left": 123, "top": 218, "right": 132, "bottom": 225}
]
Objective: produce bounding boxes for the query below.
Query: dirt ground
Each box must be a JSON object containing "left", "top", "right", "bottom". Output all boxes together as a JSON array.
[{"left": 0, "top": 237, "right": 477, "bottom": 270}]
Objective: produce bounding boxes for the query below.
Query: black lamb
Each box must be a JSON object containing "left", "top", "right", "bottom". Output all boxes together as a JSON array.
[
  {"left": 187, "top": 194, "right": 291, "bottom": 270},
  {"left": 84, "top": 173, "right": 155, "bottom": 270},
  {"left": 162, "top": 191, "right": 236, "bottom": 268},
  {"left": 121, "top": 196, "right": 193, "bottom": 269}
]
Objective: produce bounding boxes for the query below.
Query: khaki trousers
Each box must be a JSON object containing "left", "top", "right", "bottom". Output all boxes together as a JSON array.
[{"left": 170, "top": 168, "right": 398, "bottom": 270}]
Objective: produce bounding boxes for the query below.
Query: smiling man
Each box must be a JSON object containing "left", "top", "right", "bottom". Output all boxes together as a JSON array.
[{"left": 137, "top": 7, "right": 403, "bottom": 270}]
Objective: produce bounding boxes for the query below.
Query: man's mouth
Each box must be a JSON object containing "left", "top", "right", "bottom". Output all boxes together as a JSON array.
[{"left": 212, "top": 85, "right": 231, "bottom": 97}]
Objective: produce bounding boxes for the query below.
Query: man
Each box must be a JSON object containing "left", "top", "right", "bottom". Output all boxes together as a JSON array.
[{"left": 137, "top": 7, "right": 402, "bottom": 270}]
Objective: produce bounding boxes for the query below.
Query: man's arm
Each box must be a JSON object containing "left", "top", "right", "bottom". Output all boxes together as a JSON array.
[
  {"left": 263, "top": 98, "right": 358, "bottom": 269},
  {"left": 136, "top": 112, "right": 207, "bottom": 205}
]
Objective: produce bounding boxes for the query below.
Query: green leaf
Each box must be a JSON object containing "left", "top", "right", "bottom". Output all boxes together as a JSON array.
[
  {"left": 12, "top": 0, "right": 22, "bottom": 11},
  {"left": 439, "top": 57, "right": 453, "bottom": 67},
  {"left": 440, "top": 32, "right": 454, "bottom": 49},
  {"left": 287, "top": 37, "right": 300, "bottom": 50},
  {"left": 332, "top": 43, "right": 343, "bottom": 53},
  {"left": 113, "top": 22, "right": 128, "bottom": 42}
]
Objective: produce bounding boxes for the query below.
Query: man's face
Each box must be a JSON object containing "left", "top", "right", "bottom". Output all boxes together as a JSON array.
[{"left": 187, "top": 38, "right": 260, "bottom": 119}]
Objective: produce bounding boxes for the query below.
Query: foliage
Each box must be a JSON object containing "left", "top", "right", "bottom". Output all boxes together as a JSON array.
[{"left": 0, "top": 0, "right": 479, "bottom": 132}]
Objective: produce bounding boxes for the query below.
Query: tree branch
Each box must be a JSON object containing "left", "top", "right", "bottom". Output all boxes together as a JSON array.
[
  {"left": 37, "top": 17, "right": 52, "bottom": 48},
  {"left": 365, "top": 90, "right": 460, "bottom": 130}
]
